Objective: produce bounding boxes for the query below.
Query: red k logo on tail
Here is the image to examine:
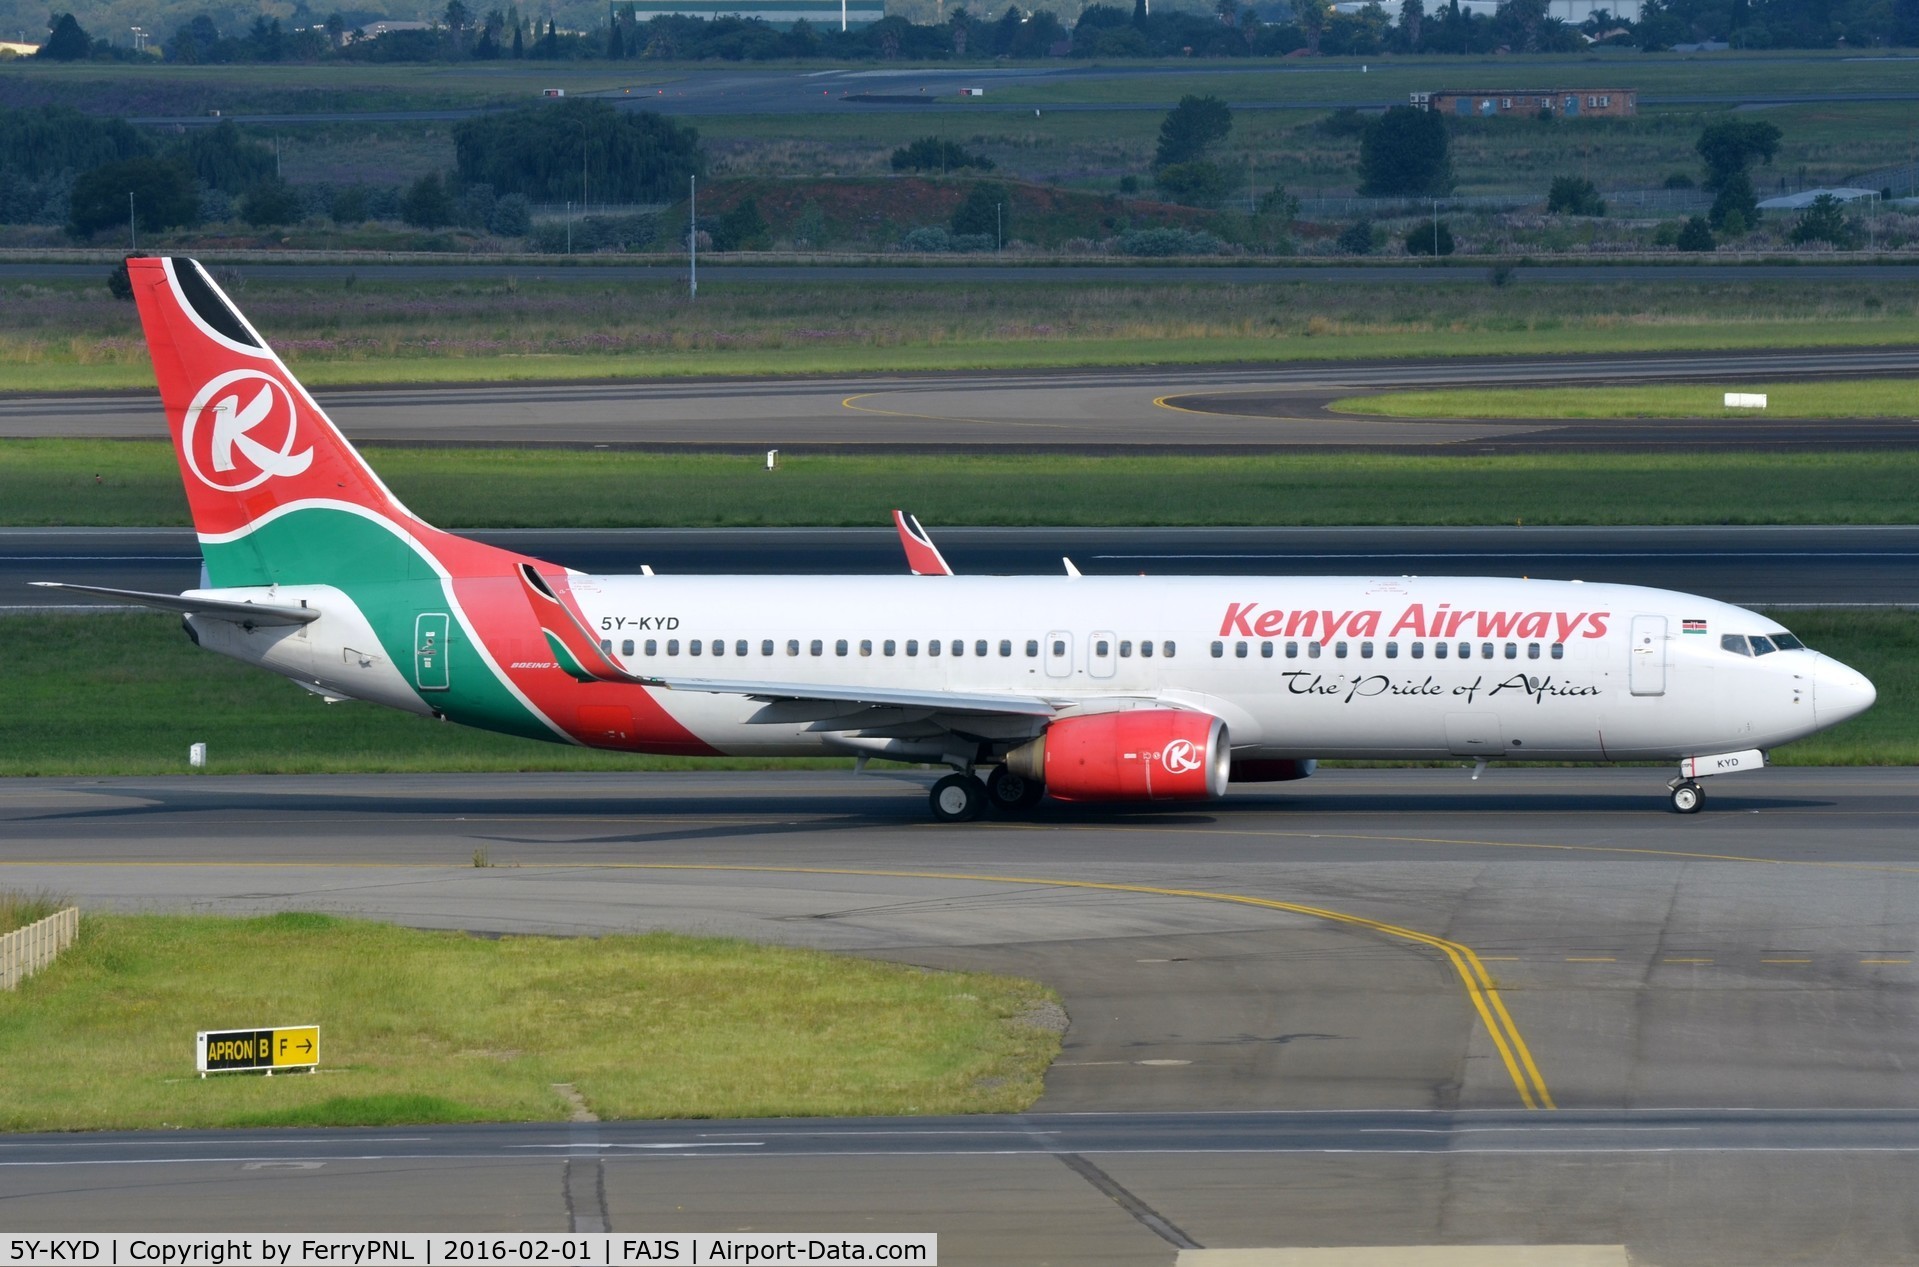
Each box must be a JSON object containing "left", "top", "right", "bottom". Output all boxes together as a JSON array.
[{"left": 183, "top": 370, "right": 312, "bottom": 491}]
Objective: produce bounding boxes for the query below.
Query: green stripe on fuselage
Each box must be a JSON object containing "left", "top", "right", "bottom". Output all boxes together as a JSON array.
[{"left": 201, "top": 507, "right": 562, "bottom": 744}]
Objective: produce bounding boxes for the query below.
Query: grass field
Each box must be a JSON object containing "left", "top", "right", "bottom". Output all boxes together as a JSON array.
[
  {"left": 0, "top": 910, "right": 1060, "bottom": 1130},
  {"left": 0, "top": 609, "right": 1909, "bottom": 774},
  {"left": 1332, "top": 378, "right": 1919, "bottom": 420},
  {"left": 10, "top": 441, "right": 1919, "bottom": 528},
  {"left": 0, "top": 889, "right": 70, "bottom": 934},
  {"left": 5, "top": 275, "right": 1918, "bottom": 393}
]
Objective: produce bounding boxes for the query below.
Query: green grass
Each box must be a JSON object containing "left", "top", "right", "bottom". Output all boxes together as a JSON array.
[
  {"left": 0, "top": 911, "right": 1061, "bottom": 1130},
  {"left": 1331, "top": 378, "right": 1919, "bottom": 420},
  {"left": 1, "top": 608, "right": 1912, "bottom": 773},
  {"left": 8, "top": 276, "right": 1919, "bottom": 394},
  {"left": 0, "top": 889, "right": 72, "bottom": 934},
  {"left": 10, "top": 442, "right": 1919, "bottom": 529}
]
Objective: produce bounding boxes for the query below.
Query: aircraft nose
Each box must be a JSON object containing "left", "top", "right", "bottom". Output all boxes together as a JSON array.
[{"left": 1813, "top": 657, "right": 1876, "bottom": 727}]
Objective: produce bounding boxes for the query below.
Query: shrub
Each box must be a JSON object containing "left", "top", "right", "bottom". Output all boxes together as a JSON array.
[
  {"left": 1546, "top": 175, "right": 1605, "bottom": 216},
  {"left": 1336, "top": 219, "right": 1374, "bottom": 254},
  {"left": 488, "top": 193, "right": 532, "bottom": 236},
  {"left": 890, "top": 137, "right": 993, "bottom": 173},
  {"left": 1154, "top": 160, "right": 1235, "bottom": 207},
  {"left": 949, "top": 183, "right": 1007, "bottom": 241},
  {"left": 401, "top": 173, "right": 454, "bottom": 228},
  {"left": 1110, "top": 227, "right": 1228, "bottom": 256},
  {"left": 239, "top": 178, "right": 304, "bottom": 227},
  {"left": 1403, "top": 219, "right": 1455, "bottom": 255},
  {"left": 1789, "top": 193, "right": 1859, "bottom": 249},
  {"left": 1676, "top": 215, "right": 1715, "bottom": 252}
]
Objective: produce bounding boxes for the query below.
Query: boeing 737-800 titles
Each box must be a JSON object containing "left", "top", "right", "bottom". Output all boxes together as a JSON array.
[{"left": 39, "top": 258, "right": 1878, "bottom": 821}]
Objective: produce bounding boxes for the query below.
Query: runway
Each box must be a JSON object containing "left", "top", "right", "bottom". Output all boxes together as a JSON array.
[
  {"left": 4, "top": 768, "right": 1919, "bottom": 1262},
  {"left": 6, "top": 348, "right": 1918, "bottom": 452},
  {"left": 10, "top": 525, "right": 1919, "bottom": 608}
]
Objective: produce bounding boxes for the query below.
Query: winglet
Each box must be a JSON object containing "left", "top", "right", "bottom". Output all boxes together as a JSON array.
[{"left": 893, "top": 510, "right": 955, "bottom": 577}]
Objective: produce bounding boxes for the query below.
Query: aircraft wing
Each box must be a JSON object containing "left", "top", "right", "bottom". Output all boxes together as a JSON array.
[
  {"left": 634, "top": 674, "right": 1056, "bottom": 717},
  {"left": 29, "top": 583, "right": 319, "bottom": 626}
]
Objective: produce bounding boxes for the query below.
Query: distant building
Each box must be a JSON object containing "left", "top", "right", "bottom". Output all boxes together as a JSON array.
[
  {"left": 0, "top": 40, "right": 40, "bottom": 55},
  {"left": 1411, "top": 89, "right": 1636, "bottom": 118},
  {"left": 615, "top": 0, "right": 884, "bottom": 29}
]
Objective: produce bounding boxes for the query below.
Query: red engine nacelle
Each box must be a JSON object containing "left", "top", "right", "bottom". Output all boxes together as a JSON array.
[{"left": 1007, "top": 710, "right": 1230, "bottom": 802}]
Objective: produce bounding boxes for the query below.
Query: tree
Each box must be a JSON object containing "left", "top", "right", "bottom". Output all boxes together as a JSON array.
[
  {"left": 1789, "top": 193, "right": 1858, "bottom": 248},
  {"left": 170, "top": 121, "right": 275, "bottom": 194},
  {"left": 1696, "top": 119, "right": 1781, "bottom": 191},
  {"left": 164, "top": 14, "right": 222, "bottom": 62},
  {"left": 1708, "top": 170, "right": 1757, "bottom": 231},
  {"left": 37, "top": 12, "right": 92, "bottom": 59},
  {"left": 1336, "top": 219, "right": 1374, "bottom": 254},
  {"left": 950, "top": 182, "right": 1006, "bottom": 240},
  {"left": 1398, "top": 0, "right": 1423, "bottom": 48},
  {"left": 453, "top": 102, "right": 703, "bottom": 203},
  {"left": 401, "top": 173, "right": 454, "bottom": 228},
  {"left": 239, "top": 178, "right": 304, "bottom": 226},
  {"left": 1546, "top": 175, "right": 1606, "bottom": 216},
  {"left": 710, "top": 197, "right": 767, "bottom": 250},
  {"left": 1358, "top": 105, "right": 1452, "bottom": 197},
  {"left": 1676, "top": 215, "right": 1715, "bottom": 252},
  {"left": 1154, "top": 95, "right": 1233, "bottom": 169},
  {"left": 1297, "top": 0, "right": 1328, "bottom": 52},
  {"left": 1403, "top": 219, "right": 1455, "bottom": 255},
  {"left": 70, "top": 158, "right": 197, "bottom": 236},
  {"left": 489, "top": 193, "right": 532, "bottom": 236}
]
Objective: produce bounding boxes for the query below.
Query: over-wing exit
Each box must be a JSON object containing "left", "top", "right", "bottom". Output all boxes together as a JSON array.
[{"left": 44, "top": 257, "right": 1876, "bottom": 821}]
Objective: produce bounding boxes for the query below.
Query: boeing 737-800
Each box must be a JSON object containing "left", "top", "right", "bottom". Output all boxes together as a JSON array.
[{"left": 39, "top": 258, "right": 1877, "bottom": 821}]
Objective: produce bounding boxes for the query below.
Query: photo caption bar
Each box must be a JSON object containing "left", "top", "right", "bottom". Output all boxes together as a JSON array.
[{"left": 2, "top": 1237, "right": 935, "bottom": 1267}]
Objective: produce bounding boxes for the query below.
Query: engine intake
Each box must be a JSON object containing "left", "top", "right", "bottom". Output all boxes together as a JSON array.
[{"left": 1006, "top": 710, "right": 1229, "bottom": 802}]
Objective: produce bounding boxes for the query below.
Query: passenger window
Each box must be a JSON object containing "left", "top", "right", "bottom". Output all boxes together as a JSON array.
[
  {"left": 929, "top": 639, "right": 941, "bottom": 657},
  {"left": 1505, "top": 642, "right": 1517, "bottom": 659},
  {"left": 645, "top": 639, "right": 657, "bottom": 656},
  {"left": 1527, "top": 643, "right": 1540, "bottom": 660},
  {"left": 786, "top": 639, "right": 799, "bottom": 656},
  {"left": 884, "top": 640, "right": 897, "bottom": 656},
  {"left": 1459, "top": 643, "right": 1472, "bottom": 659},
  {"left": 1435, "top": 642, "right": 1448, "bottom": 659},
  {"left": 810, "top": 639, "right": 823, "bottom": 656},
  {"left": 951, "top": 639, "right": 964, "bottom": 657},
  {"left": 1361, "top": 641, "right": 1374, "bottom": 659},
  {"left": 711, "top": 639, "right": 724, "bottom": 657},
  {"left": 1164, "top": 642, "right": 1176, "bottom": 658},
  {"left": 736, "top": 640, "right": 748, "bottom": 656},
  {"left": 999, "top": 639, "right": 1012, "bottom": 657},
  {"left": 1261, "top": 640, "right": 1273, "bottom": 659},
  {"left": 1141, "top": 641, "right": 1154, "bottom": 658},
  {"left": 860, "top": 639, "right": 873, "bottom": 656},
  {"left": 1335, "top": 641, "right": 1348, "bottom": 659},
  {"left": 1385, "top": 641, "right": 1398, "bottom": 659},
  {"left": 907, "top": 640, "right": 919, "bottom": 657},
  {"left": 600, "top": 639, "right": 611, "bottom": 654},
  {"left": 1750, "top": 635, "right": 1777, "bottom": 656},
  {"left": 1212, "top": 641, "right": 1224, "bottom": 659},
  {"left": 690, "top": 639, "right": 703, "bottom": 656},
  {"left": 1410, "top": 641, "right": 1423, "bottom": 659},
  {"left": 1051, "top": 639, "right": 1066, "bottom": 657},
  {"left": 976, "top": 640, "right": 989, "bottom": 656},
  {"left": 1551, "top": 642, "right": 1564, "bottom": 660},
  {"left": 1095, "top": 639, "right": 1110, "bottom": 657},
  {"left": 1120, "top": 640, "right": 1133, "bottom": 658},
  {"left": 835, "top": 639, "right": 848, "bottom": 656},
  {"left": 1235, "top": 641, "right": 1248, "bottom": 658},
  {"left": 667, "top": 639, "right": 680, "bottom": 656},
  {"left": 1285, "top": 641, "right": 1298, "bottom": 659},
  {"left": 621, "top": 639, "right": 634, "bottom": 657},
  {"left": 1481, "top": 643, "right": 1494, "bottom": 660},
  {"left": 1026, "top": 640, "right": 1039, "bottom": 658},
  {"left": 1308, "top": 641, "right": 1321, "bottom": 659},
  {"left": 761, "top": 640, "right": 773, "bottom": 656},
  {"left": 1721, "top": 634, "right": 1751, "bottom": 656}
]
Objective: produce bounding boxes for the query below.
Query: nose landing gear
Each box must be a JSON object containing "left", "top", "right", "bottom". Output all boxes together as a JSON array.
[{"left": 1669, "top": 779, "right": 1704, "bottom": 814}]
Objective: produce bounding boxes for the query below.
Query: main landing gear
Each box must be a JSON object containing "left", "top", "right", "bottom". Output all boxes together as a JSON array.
[{"left": 928, "top": 766, "right": 1047, "bottom": 823}]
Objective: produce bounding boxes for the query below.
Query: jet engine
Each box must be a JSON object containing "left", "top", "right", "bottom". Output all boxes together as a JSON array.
[{"left": 1005, "top": 710, "right": 1229, "bottom": 802}]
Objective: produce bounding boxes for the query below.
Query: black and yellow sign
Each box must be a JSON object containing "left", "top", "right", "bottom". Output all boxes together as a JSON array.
[{"left": 197, "top": 1025, "right": 319, "bottom": 1074}]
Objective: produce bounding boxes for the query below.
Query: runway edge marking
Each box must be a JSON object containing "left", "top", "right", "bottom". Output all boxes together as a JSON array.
[{"left": 609, "top": 862, "right": 1557, "bottom": 1112}]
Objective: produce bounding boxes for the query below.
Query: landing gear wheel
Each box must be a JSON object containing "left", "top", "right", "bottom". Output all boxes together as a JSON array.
[
  {"left": 986, "top": 764, "right": 1046, "bottom": 814},
  {"left": 930, "top": 773, "right": 985, "bottom": 823},
  {"left": 1670, "top": 781, "right": 1704, "bottom": 814}
]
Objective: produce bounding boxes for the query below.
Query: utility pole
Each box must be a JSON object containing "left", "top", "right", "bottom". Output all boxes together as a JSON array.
[
  {"left": 995, "top": 202, "right": 1002, "bottom": 251},
  {"left": 689, "top": 175, "right": 697, "bottom": 300},
  {"left": 566, "top": 199, "right": 572, "bottom": 254},
  {"left": 128, "top": 191, "right": 135, "bottom": 251}
]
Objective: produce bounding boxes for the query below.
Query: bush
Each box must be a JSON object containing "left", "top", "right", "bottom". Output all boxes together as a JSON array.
[
  {"left": 70, "top": 158, "right": 197, "bottom": 237},
  {"left": 709, "top": 197, "right": 767, "bottom": 251},
  {"left": 1155, "top": 94, "right": 1233, "bottom": 168},
  {"left": 330, "top": 185, "right": 369, "bottom": 224},
  {"left": 890, "top": 137, "right": 993, "bottom": 173},
  {"left": 401, "top": 173, "right": 454, "bottom": 228},
  {"left": 1110, "top": 227, "right": 1228, "bottom": 256},
  {"left": 1676, "top": 215, "right": 1715, "bottom": 252},
  {"left": 239, "top": 178, "right": 304, "bottom": 227},
  {"left": 1708, "top": 170, "right": 1757, "bottom": 231},
  {"left": 488, "top": 193, "right": 532, "bottom": 237},
  {"left": 949, "top": 183, "right": 1007, "bottom": 241},
  {"left": 1336, "top": 219, "right": 1374, "bottom": 254},
  {"left": 1154, "top": 160, "right": 1235, "bottom": 207},
  {"left": 898, "top": 226, "right": 994, "bottom": 253},
  {"left": 1403, "top": 219, "right": 1455, "bottom": 256},
  {"left": 1546, "top": 175, "right": 1606, "bottom": 216},
  {"left": 453, "top": 100, "right": 702, "bottom": 203},
  {"left": 1118, "top": 175, "right": 1138, "bottom": 194},
  {"left": 1359, "top": 105, "right": 1452, "bottom": 197},
  {"left": 530, "top": 212, "right": 658, "bottom": 254},
  {"left": 1789, "top": 193, "right": 1859, "bottom": 249}
]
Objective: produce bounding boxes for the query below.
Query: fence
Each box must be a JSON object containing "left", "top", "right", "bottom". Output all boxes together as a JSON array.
[{"left": 0, "top": 907, "right": 79, "bottom": 991}]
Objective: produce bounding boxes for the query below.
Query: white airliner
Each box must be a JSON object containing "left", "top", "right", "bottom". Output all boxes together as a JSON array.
[{"left": 42, "top": 258, "right": 1877, "bottom": 821}]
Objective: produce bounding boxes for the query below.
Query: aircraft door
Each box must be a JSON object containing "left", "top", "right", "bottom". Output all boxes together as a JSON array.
[
  {"left": 1045, "top": 630, "right": 1074, "bottom": 678},
  {"left": 415, "top": 613, "right": 451, "bottom": 692},
  {"left": 1629, "top": 615, "right": 1667, "bottom": 697},
  {"left": 1088, "top": 631, "right": 1116, "bottom": 679}
]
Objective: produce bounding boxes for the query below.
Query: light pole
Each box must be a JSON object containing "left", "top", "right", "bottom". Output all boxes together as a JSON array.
[
  {"left": 995, "top": 202, "right": 1002, "bottom": 252},
  {"left": 128, "top": 191, "right": 135, "bottom": 251},
  {"left": 689, "top": 175, "right": 697, "bottom": 301}
]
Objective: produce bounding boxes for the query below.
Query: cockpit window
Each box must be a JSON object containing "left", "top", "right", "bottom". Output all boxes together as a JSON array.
[
  {"left": 1774, "top": 633, "right": 1806, "bottom": 651},
  {"left": 1720, "top": 634, "right": 1751, "bottom": 656},
  {"left": 1749, "top": 635, "right": 1777, "bottom": 656}
]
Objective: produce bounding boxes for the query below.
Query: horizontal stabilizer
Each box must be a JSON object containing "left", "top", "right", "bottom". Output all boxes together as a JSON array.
[{"left": 29, "top": 582, "right": 319, "bottom": 626}]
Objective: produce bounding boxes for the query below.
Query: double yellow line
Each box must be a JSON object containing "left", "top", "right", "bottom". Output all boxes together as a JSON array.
[{"left": 601, "top": 863, "right": 1558, "bottom": 1111}]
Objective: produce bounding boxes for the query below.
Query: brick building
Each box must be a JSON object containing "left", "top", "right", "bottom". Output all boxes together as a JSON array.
[{"left": 1410, "top": 89, "right": 1636, "bottom": 118}]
